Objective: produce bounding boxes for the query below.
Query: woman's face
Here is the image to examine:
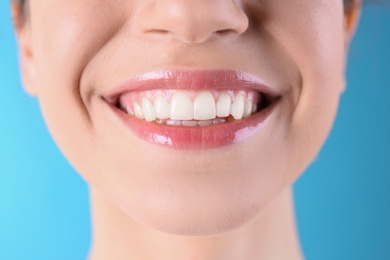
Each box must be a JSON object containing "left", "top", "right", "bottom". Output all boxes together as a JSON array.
[{"left": 16, "top": 0, "right": 358, "bottom": 235}]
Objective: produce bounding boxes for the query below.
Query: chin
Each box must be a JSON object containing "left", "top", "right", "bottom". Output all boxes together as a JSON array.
[
  {"left": 109, "top": 168, "right": 280, "bottom": 237},
  {"left": 130, "top": 200, "right": 264, "bottom": 237}
]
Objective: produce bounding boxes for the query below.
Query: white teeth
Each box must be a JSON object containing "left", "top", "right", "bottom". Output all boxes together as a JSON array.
[
  {"left": 142, "top": 98, "right": 156, "bottom": 122},
  {"left": 252, "top": 103, "right": 258, "bottom": 114},
  {"left": 182, "top": 120, "right": 199, "bottom": 127},
  {"left": 170, "top": 91, "right": 194, "bottom": 120},
  {"left": 122, "top": 90, "right": 260, "bottom": 124},
  {"left": 166, "top": 119, "right": 182, "bottom": 126},
  {"left": 230, "top": 95, "right": 245, "bottom": 120},
  {"left": 149, "top": 118, "right": 228, "bottom": 126},
  {"left": 126, "top": 106, "right": 134, "bottom": 116},
  {"left": 216, "top": 93, "right": 232, "bottom": 117},
  {"left": 198, "top": 120, "right": 213, "bottom": 127},
  {"left": 213, "top": 118, "right": 227, "bottom": 125},
  {"left": 156, "top": 118, "right": 166, "bottom": 125},
  {"left": 194, "top": 91, "right": 216, "bottom": 120},
  {"left": 154, "top": 95, "right": 170, "bottom": 119},
  {"left": 243, "top": 101, "right": 253, "bottom": 118},
  {"left": 133, "top": 102, "right": 143, "bottom": 119}
]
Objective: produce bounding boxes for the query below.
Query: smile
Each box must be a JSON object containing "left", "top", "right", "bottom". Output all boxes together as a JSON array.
[{"left": 103, "top": 70, "right": 280, "bottom": 149}]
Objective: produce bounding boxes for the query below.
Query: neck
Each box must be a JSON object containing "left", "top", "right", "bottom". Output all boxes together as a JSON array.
[{"left": 88, "top": 187, "right": 303, "bottom": 260}]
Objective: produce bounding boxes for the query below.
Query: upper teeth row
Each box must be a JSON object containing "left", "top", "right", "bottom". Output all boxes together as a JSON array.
[{"left": 121, "top": 90, "right": 259, "bottom": 122}]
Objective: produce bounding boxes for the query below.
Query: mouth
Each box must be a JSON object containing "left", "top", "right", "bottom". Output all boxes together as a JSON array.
[{"left": 102, "top": 70, "right": 281, "bottom": 149}]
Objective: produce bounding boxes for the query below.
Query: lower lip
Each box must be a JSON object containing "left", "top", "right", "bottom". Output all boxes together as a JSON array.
[{"left": 108, "top": 102, "right": 277, "bottom": 150}]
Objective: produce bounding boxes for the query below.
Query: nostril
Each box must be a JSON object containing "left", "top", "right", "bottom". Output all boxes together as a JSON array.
[
  {"left": 216, "top": 29, "right": 233, "bottom": 35},
  {"left": 215, "top": 28, "right": 243, "bottom": 38},
  {"left": 145, "top": 29, "right": 171, "bottom": 35}
]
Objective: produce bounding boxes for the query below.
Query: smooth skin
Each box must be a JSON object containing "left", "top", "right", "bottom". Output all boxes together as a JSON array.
[{"left": 12, "top": 0, "right": 360, "bottom": 259}]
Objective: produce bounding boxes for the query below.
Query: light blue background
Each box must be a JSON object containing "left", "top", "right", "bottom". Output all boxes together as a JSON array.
[{"left": 0, "top": 2, "right": 389, "bottom": 260}]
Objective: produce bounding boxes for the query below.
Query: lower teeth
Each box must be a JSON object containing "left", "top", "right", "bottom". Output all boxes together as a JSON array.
[{"left": 155, "top": 118, "right": 227, "bottom": 127}]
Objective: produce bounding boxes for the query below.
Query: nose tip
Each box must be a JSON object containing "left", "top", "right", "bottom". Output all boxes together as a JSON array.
[{"left": 134, "top": 0, "right": 249, "bottom": 43}]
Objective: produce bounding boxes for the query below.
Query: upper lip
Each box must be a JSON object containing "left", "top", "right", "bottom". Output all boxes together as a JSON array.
[{"left": 102, "top": 69, "right": 280, "bottom": 104}]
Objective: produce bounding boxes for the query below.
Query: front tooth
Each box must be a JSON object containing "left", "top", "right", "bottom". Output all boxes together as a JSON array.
[
  {"left": 133, "top": 102, "right": 143, "bottom": 119},
  {"left": 216, "top": 93, "right": 232, "bottom": 117},
  {"left": 230, "top": 95, "right": 245, "bottom": 120},
  {"left": 154, "top": 95, "right": 170, "bottom": 119},
  {"left": 142, "top": 98, "right": 156, "bottom": 122},
  {"left": 243, "top": 101, "right": 253, "bottom": 118},
  {"left": 170, "top": 91, "right": 193, "bottom": 120},
  {"left": 194, "top": 91, "right": 216, "bottom": 120}
]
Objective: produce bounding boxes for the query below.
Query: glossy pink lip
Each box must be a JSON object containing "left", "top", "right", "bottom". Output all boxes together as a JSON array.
[{"left": 102, "top": 70, "right": 280, "bottom": 150}]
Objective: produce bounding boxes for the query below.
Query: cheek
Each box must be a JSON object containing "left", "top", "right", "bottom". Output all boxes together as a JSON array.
[
  {"left": 30, "top": 0, "right": 129, "bottom": 97},
  {"left": 294, "top": 12, "right": 346, "bottom": 164},
  {"left": 29, "top": 1, "right": 130, "bottom": 169},
  {"left": 267, "top": 0, "right": 346, "bottom": 166}
]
